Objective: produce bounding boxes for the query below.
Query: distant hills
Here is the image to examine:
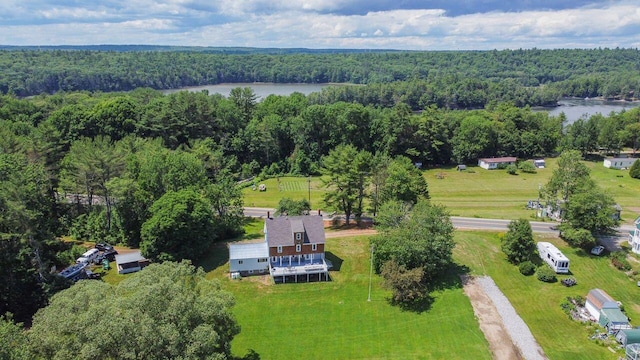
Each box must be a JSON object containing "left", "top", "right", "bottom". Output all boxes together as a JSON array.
[{"left": 0, "top": 45, "right": 401, "bottom": 54}]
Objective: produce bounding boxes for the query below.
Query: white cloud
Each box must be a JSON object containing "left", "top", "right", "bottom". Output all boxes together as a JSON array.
[{"left": 0, "top": 1, "right": 639, "bottom": 49}]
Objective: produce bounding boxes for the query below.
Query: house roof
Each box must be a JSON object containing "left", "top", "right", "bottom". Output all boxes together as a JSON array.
[
  {"left": 229, "top": 242, "right": 268, "bottom": 260},
  {"left": 115, "top": 251, "right": 147, "bottom": 266},
  {"left": 586, "top": 288, "right": 618, "bottom": 310},
  {"left": 479, "top": 157, "right": 517, "bottom": 163},
  {"left": 266, "top": 215, "right": 325, "bottom": 247},
  {"left": 601, "top": 308, "right": 629, "bottom": 324},
  {"left": 620, "top": 329, "right": 640, "bottom": 343},
  {"left": 605, "top": 157, "right": 637, "bottom": 162}
]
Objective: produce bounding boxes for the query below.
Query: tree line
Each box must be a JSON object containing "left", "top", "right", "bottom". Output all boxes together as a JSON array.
[
  {"left": 1, "top": 81, "right": 639, "bottom": 324},
  {"left": 2, "top": 48, "right": 640, "bottom": 103}
]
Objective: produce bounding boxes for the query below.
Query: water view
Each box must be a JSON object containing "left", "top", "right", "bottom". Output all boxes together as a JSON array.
[
  {"left": 544, "top": 98, "right": 640, "bottom": 125},
  {"left": 162, "top": 83, "right": 333, "bottom": 99}
]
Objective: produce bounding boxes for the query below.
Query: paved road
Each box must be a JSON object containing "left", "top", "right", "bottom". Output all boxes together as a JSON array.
[
  {"left": 243, "top": 208, "right": 634, "bottom": 246},
  {"left": 451, "top": 217, "right": 559, "bottom": 234},
  {"left": 243, "top": 207, "right": 560, "bottom": 233}
]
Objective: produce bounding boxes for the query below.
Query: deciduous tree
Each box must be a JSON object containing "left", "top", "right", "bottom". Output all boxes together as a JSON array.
[
  {"left": 140, "top": 189, "right": 216, "bottom": 262},
  {"left": 28, "top": 261, "right": 243, "bottom": 360}
]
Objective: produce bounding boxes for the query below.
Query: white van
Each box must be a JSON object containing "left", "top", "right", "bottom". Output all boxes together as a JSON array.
[{"left": 76, "top": 248, "right": 100, "bottom": 264}]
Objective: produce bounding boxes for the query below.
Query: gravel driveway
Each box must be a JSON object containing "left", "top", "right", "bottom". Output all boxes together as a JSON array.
[{"left": 463, "top": 275, "right": 548, "bottom": 360}]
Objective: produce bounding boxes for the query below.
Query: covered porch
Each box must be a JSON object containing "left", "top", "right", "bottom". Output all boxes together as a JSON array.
[{"left": 269, "top": 257, "right": 331, "bottom": 283}]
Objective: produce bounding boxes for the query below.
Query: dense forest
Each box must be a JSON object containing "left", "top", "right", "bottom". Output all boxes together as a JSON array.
[
  {"left": 2, "top": 48, "right": 640, "bottom": 356},
  {"left": 1, "top": 47, "right": 640, "bottom": 106}
]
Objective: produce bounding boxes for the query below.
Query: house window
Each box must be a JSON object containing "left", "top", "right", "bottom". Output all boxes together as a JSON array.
[
  {"left": 295, "top": 233, "right": 302, "bottom": 241},
  {"left": 258, "top": 258, "right": 267, "bottom": 263},
  {"left": 312, "top": 243, "right": 317, "bottom": 251},
  {"left": 277, "top": 246, "right": 282, "bottom": 253},
  {"left": 238, "top": 260, "right": 243, "bottom": 264},
  {"left": 296, "top": 244, "right": 301, "bottom": 252}
]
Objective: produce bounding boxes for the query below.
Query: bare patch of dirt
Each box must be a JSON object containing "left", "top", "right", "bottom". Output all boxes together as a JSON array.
[{"left": 461, "top": 275, "right": 525, "bottom": 360}]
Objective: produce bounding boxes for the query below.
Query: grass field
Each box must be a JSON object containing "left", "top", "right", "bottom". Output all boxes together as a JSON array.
[
  {"left": 242, "top": 176, "right": 324, "bottom": 209},
  {"left": 241, "top": 158, "right": 640, "bottom": 223},
  {"left": 425, "top": 157, "right": 640, "bottom": 222},
  {"left": 209, "top": 236, "right": 492, "bottom": 360},
  {"left": 454, "top": 231, "right": 640, "bottom": 359}
]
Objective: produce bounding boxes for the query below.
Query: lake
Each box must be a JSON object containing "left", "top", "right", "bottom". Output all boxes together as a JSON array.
[
  {"left": 162, "top": 83, "right": 333, "bottom": 99},
  {"left": 543, "top": 98, "right": 640, "bottom": 125},
  {"left": 164, "top": 84, "right": 640, "bottom": 125}
]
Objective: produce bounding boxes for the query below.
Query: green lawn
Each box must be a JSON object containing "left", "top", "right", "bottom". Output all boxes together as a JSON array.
[
  {"left": 424, "top": 157, "right": 640, "bottom": 222},
  {"left": 212, "top": 236, "right": 492, "bottom": 360},
  {"left": 240, "top": 158, "right": 640, "bottom": 223},
  {"left": 454, "top": 231, "right": 640, "bottom": 359}
]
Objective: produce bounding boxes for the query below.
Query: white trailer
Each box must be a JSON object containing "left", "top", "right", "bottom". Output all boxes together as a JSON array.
[{"left": 537, "top": 242, "right": 570, "bottom": 273}]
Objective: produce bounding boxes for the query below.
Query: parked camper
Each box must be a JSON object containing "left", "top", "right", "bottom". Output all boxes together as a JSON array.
[
  {"left": 537, "top": 242, "right": 570, "bottom": 273},
  {"left": 76, "top": 248, "right": 100, "bottom": 264}
]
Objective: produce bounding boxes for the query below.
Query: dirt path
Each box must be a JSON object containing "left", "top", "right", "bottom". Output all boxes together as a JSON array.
[{"left": 461, "top": 275, "right": 525, "bottom": 360}]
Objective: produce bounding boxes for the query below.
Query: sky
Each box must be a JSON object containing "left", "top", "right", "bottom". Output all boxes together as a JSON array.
[{"left": 1, "top": 0, "right": 639, "bottom": 50}]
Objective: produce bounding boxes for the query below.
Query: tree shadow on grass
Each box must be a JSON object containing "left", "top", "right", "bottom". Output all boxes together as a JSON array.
[
  {"left": 197, "top": 242, "right": 229, "bottom": 273},
  {"left": 390, "top": 262, "right": 471, "bottom": 313}
]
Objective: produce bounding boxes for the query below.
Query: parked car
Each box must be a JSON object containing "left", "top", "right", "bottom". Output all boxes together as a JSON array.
[
  {"left": 95, "top": 243, "right": 114, "bottom": 252},
  {"left": 590, "top": 245, "right": 605, "bottom": 256}
]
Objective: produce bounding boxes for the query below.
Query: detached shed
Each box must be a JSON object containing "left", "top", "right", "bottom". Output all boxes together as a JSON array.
[
  {"left": 115, "top": 251, "right": 149, "bottom": 275},
  {"left": 585, "top": 288, "right": 619, "bottom": 321},
  {"left": 617, "top": 329, "right": 640, "bottom": 346},
  {"left": 456, "top": 164, "right": 467, "bottom": 171},
  {"left": 599, "top": 308, "right": 631, "bottom": 332}
]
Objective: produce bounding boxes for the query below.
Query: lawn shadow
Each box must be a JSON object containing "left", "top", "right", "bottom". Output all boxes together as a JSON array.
[
  {"left": 429, "top": 262, "right": 471, "bottom": 292},
  {"left": 394, "top": 294, "right": 435, "bottom": 313},
  {"left": 197, "top": 242, "right": 229, "bottom": 273},
  {"left": 391, "top": 262, "right": 470, "bottom": 314},
  {"left": 325, "top": 251, "right": 343, "bottom": 271}
]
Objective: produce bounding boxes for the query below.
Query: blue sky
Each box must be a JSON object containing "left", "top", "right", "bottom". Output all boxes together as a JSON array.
[{"left": 1, "top": 0, "right": 639, "bottom": 50}]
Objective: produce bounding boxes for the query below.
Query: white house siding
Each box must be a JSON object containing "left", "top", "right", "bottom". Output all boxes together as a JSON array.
[
  {"left": 585, "top": 301, "right": 601, "bottom": 321},
  {"left": 229, "top": 242, "right": 269, "bottom": 275},
  {"left": 604, "top": 158, "right": 637, "bottom": 169},
  {"left": 229, "top": 258, "right": 269, "bottom": 273},
  {"left": 630, "top": 229, "right": 640, "bottom": 255}
]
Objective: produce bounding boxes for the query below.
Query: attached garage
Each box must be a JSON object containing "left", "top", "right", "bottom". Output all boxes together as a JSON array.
[{"left": 229, "top": 242, "right": 269, "bottom": 277}]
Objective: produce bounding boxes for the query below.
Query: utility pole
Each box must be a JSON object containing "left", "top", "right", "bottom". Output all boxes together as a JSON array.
[
  {"left": 308, "top": 175, "right": 311, "bottom": 208},
  {"left": 368, "top": 244, "right": 374, "bottom": 302}
]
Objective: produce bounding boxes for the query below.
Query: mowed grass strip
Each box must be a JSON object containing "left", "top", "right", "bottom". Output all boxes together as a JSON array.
[
  {"left": 454, "top": 231, "right": 640, "bottom": 360},
  {"left": 242, "top": 176, "right": 324, "bottom": 208},
  {"left": 219, "top": 236, "right": 491, "bottom": 360}
]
